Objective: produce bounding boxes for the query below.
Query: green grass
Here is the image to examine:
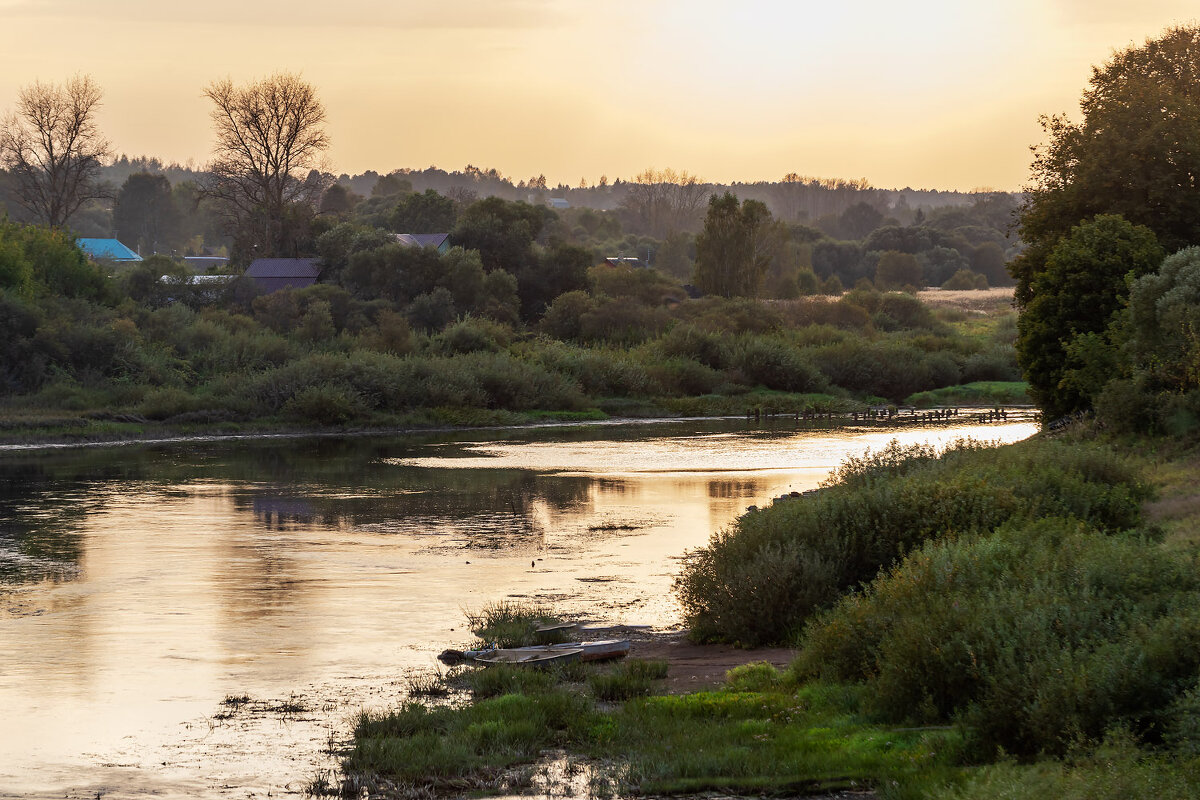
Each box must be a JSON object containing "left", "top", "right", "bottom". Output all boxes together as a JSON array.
[
  {"left": 928, "top": 733, "right": 1200, "bottom": 800},
  {"left": 593, "top": 686, "right": 962, "bottom": 798},
  {"left": 347, "top": 689, "right": 598, "bottom": 790},
  {"left": 587, "top": 659, "right": 669, "bottom": 701},
  {"left": 346, "top": 671, "right": 963, "bottom": 798},
  {"left": 906, "top": 380, "right": 1030, "bottom": 408}
]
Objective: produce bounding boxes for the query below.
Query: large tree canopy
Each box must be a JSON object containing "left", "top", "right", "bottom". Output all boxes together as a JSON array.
[
  {"left": 1013, "top": 24, "right": 1200, "bottom": 306},
  {"left": 1016, "top": 214, "right": 1163, "bottom": 419}
]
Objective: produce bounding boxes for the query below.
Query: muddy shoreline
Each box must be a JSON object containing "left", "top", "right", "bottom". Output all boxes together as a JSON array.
[{"left": 599, "top": 626, "right": 797, "bottom": 693}]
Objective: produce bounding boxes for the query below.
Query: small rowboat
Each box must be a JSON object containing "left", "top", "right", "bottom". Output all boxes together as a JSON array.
[
  {"left": 472, "top": 647, "right": 583, "bottom": 667},
  {"left": 462, "top": 639, "right": 631, "bottom": 665}
]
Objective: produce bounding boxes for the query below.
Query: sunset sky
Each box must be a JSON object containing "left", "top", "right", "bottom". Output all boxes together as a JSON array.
[{"left": 0, "top": 0, "right": 1195, "bottom": 191}]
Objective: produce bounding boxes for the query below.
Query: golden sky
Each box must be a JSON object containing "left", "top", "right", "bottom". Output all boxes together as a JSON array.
[{"left": 0, "top": 0, "right": 1196, "bottom": 190}]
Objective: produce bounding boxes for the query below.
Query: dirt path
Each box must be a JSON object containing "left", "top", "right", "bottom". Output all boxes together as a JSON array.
[{"left": 595, "top": 627, "right": 796, "bottom": 693}]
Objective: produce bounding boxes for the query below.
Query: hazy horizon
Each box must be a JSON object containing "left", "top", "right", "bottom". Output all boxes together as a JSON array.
[{"left": 1, "top": 0, "right": 1196, "bottom": 192}]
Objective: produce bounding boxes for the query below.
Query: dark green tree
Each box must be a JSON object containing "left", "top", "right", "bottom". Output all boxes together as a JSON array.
[
  {"left": 692, "top": 192, "right": 779, "bottom": 298},
  {"left": 451, "top": 197, "right": 554, "bottom": 274},
  {"left": 1013, "top": 24, "right": 1200, "bottom": 306},
  {"left": 114, "top": 172, "right": 181, "bottom": 255},
  {"left": 517, "top": 243, "right": 592, "bottom": 320},
  {"left": 319, "top": 184, "right": 359, "bottom": 217},
  {"left": 832, "top": 201, "right": 885, "bottom": 240},
  {"left": 874, "top": 250, "right": 923, "bottom": 290},
  {"left": 388, "top": 189, "right": 457, "bottom": 233},
  {"left": 1016, "top": 214, "right": 1163, "bottom": 419}
]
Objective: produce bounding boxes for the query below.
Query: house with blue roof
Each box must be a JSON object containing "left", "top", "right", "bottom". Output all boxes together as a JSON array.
[{"left": 77, "top": 238, "right": 142, "bottom": 262}]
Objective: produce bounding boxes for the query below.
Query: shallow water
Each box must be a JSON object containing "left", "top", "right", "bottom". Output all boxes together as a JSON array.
[{"left": 0, "top": 416, "right": 1036, "bottom": 798}]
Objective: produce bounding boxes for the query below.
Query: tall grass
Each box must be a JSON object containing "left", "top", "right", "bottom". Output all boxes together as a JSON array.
[{"left": 464, "top": 601, "right": 569, "bottom": 648}]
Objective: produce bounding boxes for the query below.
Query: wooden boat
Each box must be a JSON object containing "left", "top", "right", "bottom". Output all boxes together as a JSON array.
[
  {"left": 464, "top": 639, "right": 631, "bottom": 664},
  {"left": 471, "top": 647, "right": 584, "bottom": 667}
]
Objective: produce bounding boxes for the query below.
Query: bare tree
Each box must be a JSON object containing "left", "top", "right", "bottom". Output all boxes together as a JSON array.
[
  {"left": 0, "top": 76, "right": 110, "bottom": 228},
  {"left": 202, "top": 72, "right": 330, "bottom": 258},
  {"left": 620, "top": 168, "right": 708, "bottom": 238}
]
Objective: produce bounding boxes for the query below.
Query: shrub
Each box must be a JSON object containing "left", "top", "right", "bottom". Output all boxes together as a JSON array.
[
  {"left": 961, "top": 345, "right": 1022, "bottom": 382},
  {"left": 282, "top": 384, "right": 366, "bottom": 425},
  {"left": 941, "top": 268, "right": 989, "bottom": 290},
  {"left": 732, "top": 338, "right": 827, "bottom": 393},
  {"left": 657, "top": 324, "right": 730, "bottom": 369},
  {"left": 646, "top": 358, "right": 725, "bottom": 396},
  {"left": 675, "top": 439, "right": 1149, "bottom": 646},
  {"left": 140, "top": 386, "right": 202, "bottom": 420},
  {"left": 814, "top": 340, "right": 961, "bottom": 400},
  {"left": 797, "top": 519, "right": 1200, "bottom": 757},
  {"left": 433, "top": 317, "right": 512, "bottom": 355},
  {"left": 579, "top": 298, "right": 670, "bottom": 345},
  {"left": 539, "top": 290, "right": 594, "bottom": 341},
  {"left": 455, "top": 352, "right": 586, "bottom": 411},
  {"left": 531, "top": 341, "right": 654, "bottom": 398}
]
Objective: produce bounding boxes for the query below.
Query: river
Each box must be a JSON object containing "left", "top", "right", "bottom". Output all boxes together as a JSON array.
[{"left": 0, "top": 416, "right": 1037, "bottom": 799}]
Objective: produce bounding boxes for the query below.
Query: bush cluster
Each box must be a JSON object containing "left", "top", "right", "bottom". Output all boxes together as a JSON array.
[
  {"left": 797, "top": 518, "right": 1200, "bottom": 757},
  {"left": 675, "top": 439, "right": 1149, "bottom": 646}
]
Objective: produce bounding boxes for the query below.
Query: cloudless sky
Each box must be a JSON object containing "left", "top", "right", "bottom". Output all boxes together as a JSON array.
[{"left": 0, "top": 0, "right": 1195, "bottom": 190}]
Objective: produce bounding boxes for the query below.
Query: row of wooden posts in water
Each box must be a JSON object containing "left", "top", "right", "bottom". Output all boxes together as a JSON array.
[{"left": 746, "top": 406, "right": 1013, "bottom": 424}]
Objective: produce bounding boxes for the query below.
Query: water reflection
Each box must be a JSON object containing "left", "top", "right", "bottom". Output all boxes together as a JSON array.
[{"left": 0, "top": 417, "right": 1037, "bottom": 798}]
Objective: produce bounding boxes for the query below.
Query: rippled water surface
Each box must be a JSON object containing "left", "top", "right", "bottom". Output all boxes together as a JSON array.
[{"left": 0, "top": 417, "right": 1036, "bottom": 798}]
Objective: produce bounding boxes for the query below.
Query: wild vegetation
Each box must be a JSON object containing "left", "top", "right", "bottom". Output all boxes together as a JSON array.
[
  {"left": 0, "top": 214, "right": 1023, "bottom": 441},
  {"left": 337, "top": 23, "right": 1200, "bottom": 800},
  {"left": 0, "top": 70, "right": 1028, "bottom": 441}
]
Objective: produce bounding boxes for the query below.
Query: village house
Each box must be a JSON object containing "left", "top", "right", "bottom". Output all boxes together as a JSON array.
[{"left": 244, "top": 257, "right": 321, "bottom": 293}]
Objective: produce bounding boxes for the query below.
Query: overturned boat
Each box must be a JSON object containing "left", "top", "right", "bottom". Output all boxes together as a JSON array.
[{"left": 439, "top": 639, "right": 632, "bottom": 666}]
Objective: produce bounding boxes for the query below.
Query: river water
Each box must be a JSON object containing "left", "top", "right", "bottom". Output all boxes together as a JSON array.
[{"left": 0, "top": 416, "right": 1036, "bottom": 799}]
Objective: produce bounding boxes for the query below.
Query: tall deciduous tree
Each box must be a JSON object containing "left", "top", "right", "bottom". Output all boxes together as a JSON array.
[
  {"left": 1016, "top": 214, "right": 1163, "bottom": 419},
  {"left": 0, "top": 76, "right": 110, "bottom": 228},
  {"left": 1013, "top": 24, "right": 1200, "bottom": 306},
  {"left": 202, "top": 72, "right": 330, "bottom": 259},
  {"left": 693, "top": 192, "right": 780, "bottom": 298}
]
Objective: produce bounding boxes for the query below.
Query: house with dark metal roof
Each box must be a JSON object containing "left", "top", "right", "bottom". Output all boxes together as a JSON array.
[
  {"left": 393, "top": 233, "right": 451, "bottom": 253},
  {"left": 244, "top": 258, "right": 322, "bottom": 293},
  {"left": 77, "top": 238, "right": 142, "bottom": 262}
]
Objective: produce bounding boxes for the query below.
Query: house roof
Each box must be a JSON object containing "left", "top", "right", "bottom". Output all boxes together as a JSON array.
[
  {"left": 77, "top": 238, "right": 142, "bottom": 261},
  {"left": 245, "top": 258, "right": 321, "bottom": 293},
  {"left": 393, "top": 233, "right": 450, "bottom": 249},
  {"left": 547, "top": 198, "right": 569, "bottom": 209},
  {"left": 245, "top": 258, "right": 322, "bottom": 279}
]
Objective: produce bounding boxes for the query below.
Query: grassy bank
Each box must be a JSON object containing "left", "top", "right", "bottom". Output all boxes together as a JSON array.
[
  {"left": 337, "top": 429, "right": 1200, "bottom": 798},
  {"left": 343, "top": 659, "right": 962, "bottom": 799},
  {"left": 2, "top": 265, "right": 1022, "bottom": 444}
]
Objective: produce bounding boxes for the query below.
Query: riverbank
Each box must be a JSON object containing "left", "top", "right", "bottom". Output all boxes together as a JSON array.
[
  {"left": 0, "top": 402, "right": 1036, "bottom": 452},
  {"left": 339, "top": 426, "right": 1200, "bottom": 799}
]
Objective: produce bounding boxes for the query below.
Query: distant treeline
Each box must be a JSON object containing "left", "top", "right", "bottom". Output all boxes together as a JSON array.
[{"left": 0, "top": 154, "right": 1020, "bottom": 299}]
